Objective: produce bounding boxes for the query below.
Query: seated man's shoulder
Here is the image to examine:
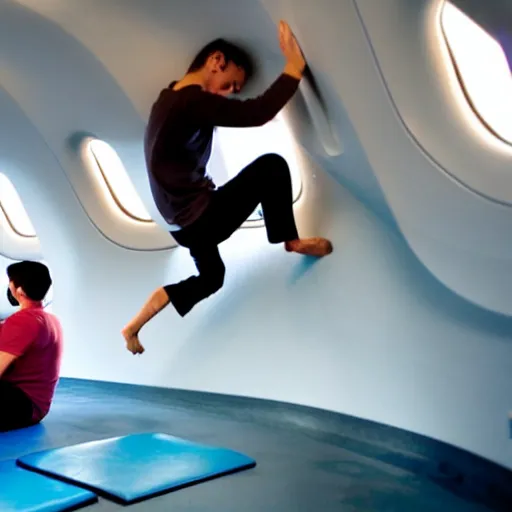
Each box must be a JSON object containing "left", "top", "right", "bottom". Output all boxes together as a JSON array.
[{"left": 5, "top": 308, "right": 61, "bottom": 334}]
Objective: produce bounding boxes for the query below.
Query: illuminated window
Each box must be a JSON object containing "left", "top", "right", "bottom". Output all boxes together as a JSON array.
[
  {"left": 0, "top": 174, "right": 37, "bottom": 238},
  {"left": 210, "top": 113, "right": 303, "bottom": 221},
  {"left": 441, "top": 1, "right": 512, "bottom": 144},
  {"left": 87, "top": 140, "right": 152, "bottom": 223}
]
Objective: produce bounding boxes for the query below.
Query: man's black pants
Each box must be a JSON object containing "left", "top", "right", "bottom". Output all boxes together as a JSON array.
[
  {"left": 164, "top": 153, "right": 299, "bottom": 317},
  {"left": 0, "top": 381, "right": 35, "bottom": 432}
]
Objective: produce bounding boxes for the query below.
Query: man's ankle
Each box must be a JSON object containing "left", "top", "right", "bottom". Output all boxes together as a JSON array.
[
  {"left": 285, "top": 239, "right": 299, "bottom": 250},
  {"left": 122, "top": 325, "right": 138, "bottom": 336}
]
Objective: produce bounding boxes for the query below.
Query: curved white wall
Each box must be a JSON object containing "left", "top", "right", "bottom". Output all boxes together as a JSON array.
[
  {"left": 1, "top": 0, "right": 511, "bottom": 472},
  {"left": 0, "top": 2, "right": 174, "bottom": 250},
  {"left": 357, "top": 0, "right": 512, "bottom": 204},
  {"left": 285, "top": 0, "right": 512, "bottom": 315},
  {"left": 351, "top": 0, "right": 512, "bottom": 315}
]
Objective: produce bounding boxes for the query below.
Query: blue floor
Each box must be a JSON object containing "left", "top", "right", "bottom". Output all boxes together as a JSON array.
[{"left": 0, "top": 378, "right": 506, "bottom": 511}]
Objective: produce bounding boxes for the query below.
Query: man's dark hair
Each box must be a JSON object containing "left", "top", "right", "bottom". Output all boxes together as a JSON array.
[
  {"left": 187, "top": 38, "right": 254, "bottom": 82},
  {"left": 7, "top": 260, "right": 52, "bottom": 301}
]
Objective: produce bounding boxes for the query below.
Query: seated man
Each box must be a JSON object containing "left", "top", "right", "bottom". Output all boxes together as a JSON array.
[
  {"left": 0, "top": 261, "right": 63, "bottom": 432},
  {"left": 122, "top": 21, "right": 333, "bottom": 355}
]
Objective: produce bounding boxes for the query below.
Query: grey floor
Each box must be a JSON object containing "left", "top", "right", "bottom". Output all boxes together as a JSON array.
[{"left": 0, "top": 379, "right": 493, "bottom": 511}]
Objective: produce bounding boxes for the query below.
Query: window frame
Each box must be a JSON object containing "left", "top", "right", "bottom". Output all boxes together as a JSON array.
[
  {"left": 0, "top": 174, "right": 37, "bottom": 238},
  {"left": 440, "top": 1, "right": 512, "bottom": 146},
  {"left": 87, "top": 139, "right": 153, "bottom": 224}
]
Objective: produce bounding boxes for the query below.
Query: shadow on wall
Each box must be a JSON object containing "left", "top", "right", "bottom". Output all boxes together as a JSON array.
[
  {"left": 389, "top": 217, "right": 512, "bottom": 337},
  {"left": 287, "top": 255, "right": 323, "bottom": 285}
]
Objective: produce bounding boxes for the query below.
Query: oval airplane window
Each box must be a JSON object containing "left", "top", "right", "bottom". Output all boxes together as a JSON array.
[
  {"left": 210, "top": 112, "right": 303, "bottom": 221},
  {"left": 0, "top": 173, "right": 37, "bottom": 238},
  {"left": 87, "top": 140, "right": 153, "bottom": 223},
  {"left": 441, "top": 1, "right": 512, "bottom": 145}
]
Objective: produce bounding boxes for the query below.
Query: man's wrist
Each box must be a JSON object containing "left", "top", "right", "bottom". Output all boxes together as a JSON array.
[{"left": 283, "top": 62, "right": 304, "bottom": 80}]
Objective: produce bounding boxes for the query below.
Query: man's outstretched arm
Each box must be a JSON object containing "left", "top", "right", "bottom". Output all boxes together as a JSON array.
[
  {"left": 168, "top": 20, "right": 306, "bottom": 129},
  {"left": 186, "top": 69, "right": 302, "bottom": 128}
]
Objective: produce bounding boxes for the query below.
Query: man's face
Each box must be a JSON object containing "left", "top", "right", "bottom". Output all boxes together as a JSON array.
[{"left": 205, "top": 53, "right": 246, "bottom": 97}]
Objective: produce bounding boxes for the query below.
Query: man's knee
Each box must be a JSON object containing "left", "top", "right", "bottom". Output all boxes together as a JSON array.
[
  {"left": 250, "top": 153, "right": 291, "bottom": 187},
  {"left": 256, "top": 153, "right": 288, "bottom": 171},
  {"left": 202, "top": 262, "right": 225, "bottom": 295}
]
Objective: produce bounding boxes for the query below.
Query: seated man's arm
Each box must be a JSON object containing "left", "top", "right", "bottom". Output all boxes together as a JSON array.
[
  {"left": 0, "top": 351, "right": 17, "bottom": 377},
  {"left": 0, "top": 315, "right": 40, "bottom": 378}
]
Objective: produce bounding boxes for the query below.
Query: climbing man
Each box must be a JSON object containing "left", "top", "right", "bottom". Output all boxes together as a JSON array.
[{"left": 122, "top": 21, "right": 333, "bottom": 355}]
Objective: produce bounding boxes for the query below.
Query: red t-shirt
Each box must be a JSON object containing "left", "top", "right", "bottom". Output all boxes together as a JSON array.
[{"left": 0, "top": 306, "right": 63, "bottom": 422}]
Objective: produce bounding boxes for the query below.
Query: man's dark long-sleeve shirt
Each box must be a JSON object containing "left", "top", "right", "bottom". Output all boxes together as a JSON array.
[{"left": 144, "top": 73, "right": 300, "bottom": 229}]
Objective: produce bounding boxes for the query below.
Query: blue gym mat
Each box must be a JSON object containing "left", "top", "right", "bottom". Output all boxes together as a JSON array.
[
  {"left": 0, "top": 459, "right": 97, "bottom": 512},
  {"left": 17, "top": 432, "right": 257, "bottom": 504}
]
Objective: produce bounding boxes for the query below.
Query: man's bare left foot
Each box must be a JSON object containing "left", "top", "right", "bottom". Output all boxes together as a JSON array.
[{"left": 285, "top": 238, "right": 333, "bottom": 257}]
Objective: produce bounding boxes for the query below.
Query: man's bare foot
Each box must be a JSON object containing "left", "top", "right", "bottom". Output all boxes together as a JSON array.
[
  {"left": 285, "top": 237, "right": 333, "bottom": 257},
  {"left": 122, "top": 326, "right": 145, "bottom": 355}
]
